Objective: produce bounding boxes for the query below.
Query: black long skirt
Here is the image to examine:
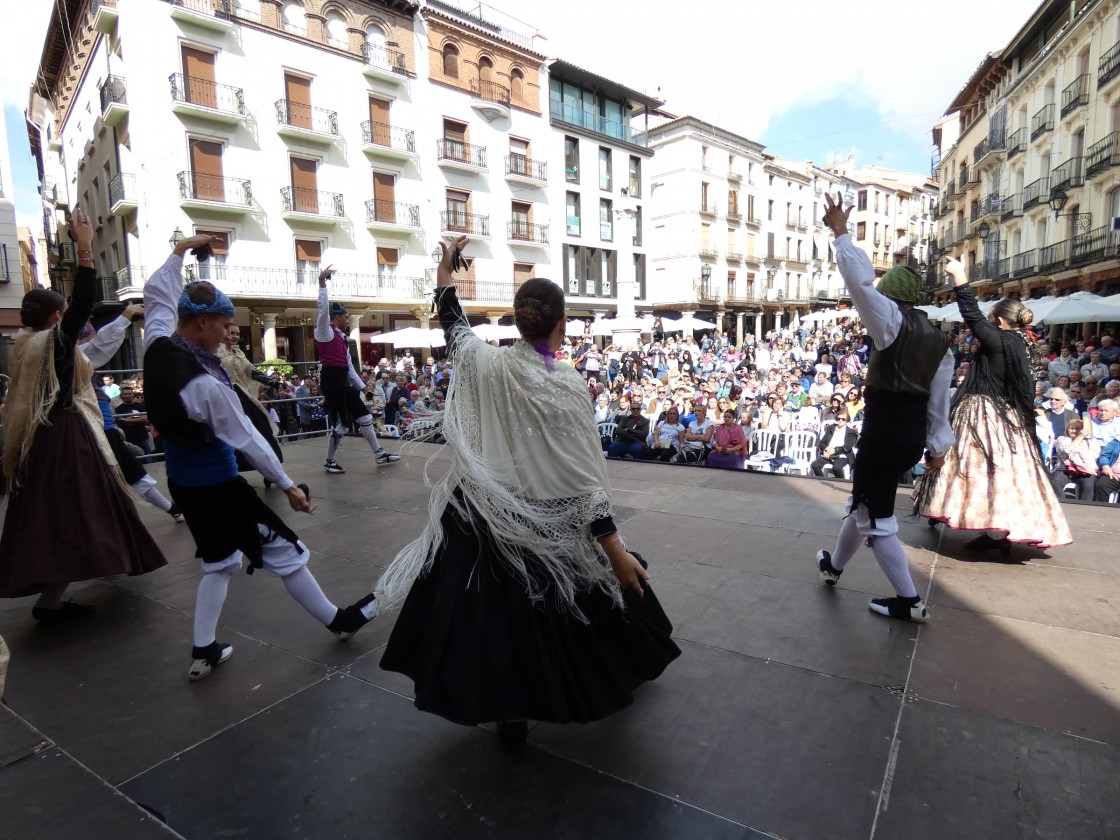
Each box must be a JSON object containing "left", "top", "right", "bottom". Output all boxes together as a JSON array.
[{"left": 380, "top": 503, "right": 681, "bottom": 726}]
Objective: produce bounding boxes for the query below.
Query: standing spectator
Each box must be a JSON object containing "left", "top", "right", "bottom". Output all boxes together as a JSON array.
[
  {"left": 101, "top": 374, "right": 121, "bottom": 401},
  {"left": 811, "top": 410, "right": 858, "bottom": 477}
]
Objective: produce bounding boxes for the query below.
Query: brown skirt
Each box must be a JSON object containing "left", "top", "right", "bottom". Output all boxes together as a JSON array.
[
  {"left": 0, "top": 406, "right": 167, "bottom": 598},
  {"left": 915, "top": 394, "right": 1072, "bottom": 548}
]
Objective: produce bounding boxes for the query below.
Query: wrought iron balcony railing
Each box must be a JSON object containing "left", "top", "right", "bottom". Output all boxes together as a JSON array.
[
  {"left": 275, "top": 99, "right": 339, "bottom": 135},
  {"left": 1022, "top": 177, "right": 1050, "bottom": 210},
  {"left": 178, "top": 171, "right": 252, "bottom": 205},
  {"left": 1012, "top": 249, "right": 1038, "bottom": 276},
  {"left": 365, "top": 199, "right": 419, "bottom": 227},
  {"left": 100, "top": 75, "right": 127, "bottom": 113},
  {"left": 441, "top": 210, "right": 489, "bottom": 236},
  {"left": 1040, "top": 239, "right": 1071, "bottom": 272},
  {"left": 1031, "top": 104, "right": 1055, "bottom": 141},
  {"left": 505, "top": 154, "right": 546, "bottom": 181},
  {"left": 281, "top": 186, "right": 344, "bottom": 217},
  {"left": 170, "top": 73, "right": 245, "bottom": 115},
  {"left": 362, "top": 42, "right": 407, "bottom": 75},
  {"left": 470, "top": 79, "right": 511, "bottom": 105},
  {"left": 1007, "top": 127, "right": 1026, "bottom": 159},
  {"left": 1000, "top": 193, "right": 1022, "bottom": 221},
  {"left": 1061, "top": 74, "right": 1089, "bottom": 117},
  {"left": 109, "top": 172, "right": 135, "bottom": 207},
  {"left": 1101, "top": 40, "right": 1120, "bottom": 88},
  {"left": 507, "top": 221, "right": 549, "bottom": 244},
  {"left": 1051, "top": 156, "right": 1084, "bottom": 191},
  {"left": 1087, "top": 132, "right": 1120, "bottom": 178},
  {"left": 360, "top": 120, "right": 415, "bottom": 153},
  {"left": 437, "top": 138, "right": 486, "bottom": 168}
]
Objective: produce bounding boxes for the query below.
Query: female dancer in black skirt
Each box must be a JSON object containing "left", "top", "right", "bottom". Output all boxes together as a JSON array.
[{"left": 378, "top": 237, "right": 680, "bottom": 741}]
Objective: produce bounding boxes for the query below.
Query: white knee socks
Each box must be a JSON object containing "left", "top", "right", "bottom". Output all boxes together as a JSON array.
[
  {"left": 193, "top": 568, "right": 235, "bottom": 647},
  {"left": 282, "top": 567, "right": 338, "bottom": 625},
  {"left": 830, "top": 515, "right": 862, "bottom": 570},
  {"left": 325, "top": 424, "right": 345, "bottom": 461},
  {"left": 357, "top": 418, "right": 384, "bottom": 455},
  {"left": 868, "top": 535, "right": 920, "bottom": 599},
  {"left": 131, "top": 476, "right": 174, "bottom": 512}
]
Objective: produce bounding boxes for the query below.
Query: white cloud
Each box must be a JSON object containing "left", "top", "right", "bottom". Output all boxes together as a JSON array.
[{"left": 0, "top": 0, "right": 54, "bottom": 111}]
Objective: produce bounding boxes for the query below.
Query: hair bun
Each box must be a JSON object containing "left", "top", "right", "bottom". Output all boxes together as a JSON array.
[{"left": 1018, "top": 307, "right": 1034, "bottom": 328}]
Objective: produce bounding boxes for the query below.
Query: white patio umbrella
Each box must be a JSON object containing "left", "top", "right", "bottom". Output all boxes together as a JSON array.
[
  {"left": 665, "top": 315, "right": 718, "bottom": 333},
  {"left": 472, "top": 323, "right": 521, "bottom": 341},
  {"left": 369, "top": 326, "right": 445, "bottom": 347},
  {"left": 566, "top": 318, "right": 589, "bottom": 337},
  {"left": 607, "top": 315, "right": 653, "bottom": 333},
  {"left": 589, "top": 319, "right": 617, "bottom": 337},
  {"left": 1028, "top": 292, "right": 1120, "bottom": 324}
]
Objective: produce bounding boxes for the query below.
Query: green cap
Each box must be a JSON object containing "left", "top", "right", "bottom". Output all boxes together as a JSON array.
[{"left": 876, "top": 265, "right": 926, "bottom": 304}]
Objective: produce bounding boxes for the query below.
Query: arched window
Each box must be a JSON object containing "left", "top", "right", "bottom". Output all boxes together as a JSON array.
[
  {"left": 510, "top": 68, "right": 524, "bottom": 101},
  {"left": 478, "top": 56, "right": 493, "bottom": 83},
  {"left": 281, "top": 1, "right": 305, "bottom": 36},
  {"left": 325, "top": 13, "right": 348, "bottom": 49},
  {"left": 442, "top": 43, "right": 459, "bottom": 78}
]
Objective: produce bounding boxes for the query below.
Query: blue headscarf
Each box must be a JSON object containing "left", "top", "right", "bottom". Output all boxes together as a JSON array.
[{"left": 177, "top": 282, "right": 235, "bottom": 318}]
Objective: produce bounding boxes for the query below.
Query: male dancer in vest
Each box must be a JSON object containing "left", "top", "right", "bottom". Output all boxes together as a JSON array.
[
  {"left": 814, "top": 194, "right": 954, "bottom": 622},
  {"left": 316, "top": 266, "right": 399, "bottom": 473},
  {"left": 143, "top": 236, "right": 377, "bottom": 681}
]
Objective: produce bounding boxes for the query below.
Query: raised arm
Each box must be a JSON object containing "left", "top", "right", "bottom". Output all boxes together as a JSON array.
[
  {"left": 83, "top": 305, "right": 143, "bottom": 368},
  {"left": 314, "top": 267, "right": 333, "bottom": 343},
  {"left": 143, "top": 234, "right": 219, "bottom": 354},
  {"left": 59, "top": 208, "right": 97, "bottom": 345},
  {"left": 948, "top": 264, "right": 1003, "bottom": 349},
  {"left": 831, "top": 236, "right": 901, "bottom": 350},
  {"left": 433, "top": 235, "right": 478, "bottom": 353}
]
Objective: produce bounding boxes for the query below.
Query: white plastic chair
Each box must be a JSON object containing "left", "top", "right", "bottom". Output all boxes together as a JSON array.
[
  {"left": 381, "top": 424, "right": 400, "bottom": 438},
  {"left": 780, "top": 430, "right": 818, "bottom": 475},
  {"left": 746, "top": 429, "right": 779, "bottom": 472},
  {"left": 406, "top": 419, "right": 436, "bottom": 439},
  {"left": 597, "top": 422, "right": 618, "bottom": 440}
]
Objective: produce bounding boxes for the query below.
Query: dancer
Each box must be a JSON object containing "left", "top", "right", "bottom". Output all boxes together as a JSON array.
[
  {"left": 219, "top": 323, "right": 283, "bottom": 488},
  {"left": 142, "top": 236, "right": 378, "bottom": 681},
  {"left": 314, "top": 266, "right": 399, "bottom": 473},
  {"left": 915, "top": 258, "right": 1071, "bottom": 551},
  {"left": 378, "top": 236, "right": 680, "bottom": 741},
  {"left": 81, "top": 304, "right": 181, "bottom": 521},
  {"left": 0, "top": 208, "right": 166, "bottom": 619},
  {"left": 814, "top": 194, "right": 955, "bottom": 623}
]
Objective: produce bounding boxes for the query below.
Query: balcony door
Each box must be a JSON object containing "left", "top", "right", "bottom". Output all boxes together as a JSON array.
[
  {"left": 511, "top": 200, "right": 531, "bottom": 240},
  {"left": 196, "top": 229, "right": 228, "bottom": 281},
  {"left": 295, "top": 239, "right": 321, "bottom": 285},
  {"left": 446, "top": 189, "right": 469, "bottom": 232},
  {"left": 373, "top": 171, "right": 396, "bottom": 223},
  {"left": 376, "top": 247, "right": 398, "bottom": 288},
  {"left": 189, "top": 138, "right": 224, "bottom": 201},
  {"left": 443, "top": 118, "right": 467, "bottom": 162},
  {"left": 181, "top": 46, "right": 216, "bottom": 108},
  {"left": 290, "top": 157, "right": 317, "bottom": 213},
  {"left": 514, "top": 261, "right": 534, "bottom": 289},
  {"left": 284, "top": 73, "right": 312, "bottom": 129},
  {"left": 509, "top": 137, "right": 530, "bottom": 176},
  {"left": 368, "top": 96, "right": 390, "bottom": 145}
]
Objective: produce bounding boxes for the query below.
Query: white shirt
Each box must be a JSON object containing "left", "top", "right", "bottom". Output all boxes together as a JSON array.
[
  {"left": 81, "top": 315, "right": 132, "bottom": 368},
  {"left": 143, "top": 253, "right": 292, "bottom": 490},
  {"left": 834, "top": 234, "right": 955, "bottom": 456},
  {"left": 826, "top": 425, "right": 849, "bottom": 450},
  {"left": 315, "top": 287, "right": 365, "bottom": 389}
]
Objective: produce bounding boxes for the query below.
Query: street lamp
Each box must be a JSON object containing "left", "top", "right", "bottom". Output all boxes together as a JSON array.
[
  {"left": 977, "top": 221, "right": 991, "bottom": 240},
  {"left": 700, "top": 263, "right": 712, "bottom": 283},
  {"left": 169, "top": 227, "right": 184, "bottom": 250},
  {"left": 1047, "top": 187, "right": 1091, "bottom": 232}
]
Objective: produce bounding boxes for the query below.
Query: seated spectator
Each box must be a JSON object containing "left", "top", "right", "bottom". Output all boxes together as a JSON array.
[
  {"left": 1093, "top": 435, "right": 1120, "bottom": 502},
  {"left": 1068, "top": 385, "right": 1089, "bottom": 416},
  {"left": 821, "top": 394, "right": 846, "bottom": 425},
  {"left": 594, "top": 392, "right": 613, "bottom": 424},
  {"left": 844, "top": 385, "right": 866, "bottom": 422},
  {"left": 1050, "top": 418, "right": 1100, "bottom": 500},
  {"left": 1091, "top": 380, "right": 1120, "bottom": 408},
  {"left": 1042, "top": 388, "right": 1079, "bottom": 439},
  {"left": 1081, "top": 351, "right": 1108, "bottom": 382},
  {"left": 1103, "top": 362, "right": 1120, "bottom": 388},
  {"left": 707, "top": 409, "right": 747, "bottom": 469},
  {"left": 644, "top": 406, "right": 686, "bottom": 463},
  {"left": 606, "top": 403, "right": 649, "bottom": 459},
  {"left": 811, "top": 410, "right": 858, "bottom": 477},
  {"left": 1090, "top": 398, "right": 1120, "bottom": 443},
  {"left": 1082, "top": 377, "right": 1101, "bottom": 406},
  {"left": 833, "top": 372, "right": 854, "bottom": 400},
  {"left": 808, "top": 370, "right": 834, "bottom": 405},
  {"left": 758, "top": 394, "right": 790, "bottom": 433},
  {"left": 673, "top": 404, "right": 715, "bottom": 464}
]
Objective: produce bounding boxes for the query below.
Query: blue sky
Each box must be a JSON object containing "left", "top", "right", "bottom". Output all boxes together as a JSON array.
[{"left": 6, "top": 105, "right": 43, "bottom": 235}]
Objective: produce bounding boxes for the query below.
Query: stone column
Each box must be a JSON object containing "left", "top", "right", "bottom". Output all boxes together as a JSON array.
[
  {"left": 348, "top": 312, "right": 363, "bottom": 348},
  {"left": 774, "top": 310, "right": 783, "bottom": 333},
  {"left": 735, "top": 312, "right": 745, "bottom": 347},
  {"left": 681, "top": 309, "right": 696, "bottom": 341},
  {"left": 754, "top": 312, "right": 763, "bottom": 340},
  {"left": 262, "top": 313, "right": 278, "bottom": 361}
]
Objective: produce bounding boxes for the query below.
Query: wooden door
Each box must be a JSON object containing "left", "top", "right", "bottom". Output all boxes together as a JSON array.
[
  {"left": 289, "top": 157, "right": 317, "bottom": 213},
  {"left": 372, "top": 172, "right": 395, "bottom": 223},
  {"left": 295, "top": 239, "right": 321, "bottom": 284},
  {"left": 443, "top": 118, "right": 467, "bottom": 161},
  {"left": 189, "top": 139, "right": 224, "bottom": 201},
  {"left": 511, "top": 201, "right": 531, "bottom": 240},
  {"left": 284, "top": 73, "right": 312, "bottom": 128},
  {"left": 376, "top": 247, "right": 398, "bottom": 288},
  {"left": 446, "top": 189, "right": 469, "bottom": 231},
  {"left": 181, "top": 46, "right": 216, "bottom": 108},
  {"left": 368, "top": 97, "right": 391, "bottom": 145}
]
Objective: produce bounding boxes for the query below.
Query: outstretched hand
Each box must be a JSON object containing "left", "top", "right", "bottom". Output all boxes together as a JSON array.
[
  {"left": 67, "top": 206, "right": 94, "bottom": 250},
  {"left": 822, "top": 192, "right": 852, "bottom": 238},
  {"left": 436, "top": 236, "right": 470, "bottom": 287},
  {"left": 944, "top": 256, "right": 968, "bottom": 287},
  {"left": 173, "top": 233, "right": 220, "bottom": 258},
  {"left": 318, "top": 264, "right": 335, "bottom": 288}
]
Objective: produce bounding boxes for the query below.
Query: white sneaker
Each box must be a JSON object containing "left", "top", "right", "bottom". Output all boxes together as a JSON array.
[{"left": 189, "top": 642, "right": 233, "bottom": 681}]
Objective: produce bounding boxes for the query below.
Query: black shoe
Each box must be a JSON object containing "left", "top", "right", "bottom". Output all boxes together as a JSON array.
[
  {"left": 817, "top": 549, "right": 842, "bottom": 587},
  {"left": 496, "top": 720, "right": 528, "bottom": 745},
  {"left": 327, "top": 594, "right": 377, "bottom": 639},
  {"left": 963, "top": 533, "right": 1011, "bottom": 555},
  {"left": 325, "top": 460, "right": 345, "bottom": 474},
  {"left": 375, "top": 451, "right": 400, "bottom": 464},
  {"left": 189, "top": 641, "right": 233, "bottom": 681},
  {"left": 263, "top": 479, "right": 273, "bottom": 490},
  {"left": 168, "top": 504, "right": 183, "bottom": 521},
  {"left": 31, "top": 600, "right": 95, "bottom": 622},
  {"left": 869, "top": 595, "right": 929, "bottom": 623}
]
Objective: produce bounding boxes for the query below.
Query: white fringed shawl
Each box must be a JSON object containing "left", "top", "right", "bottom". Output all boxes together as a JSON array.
[{"left": 376, "top": 323, "right": 621, "bottom": 620}]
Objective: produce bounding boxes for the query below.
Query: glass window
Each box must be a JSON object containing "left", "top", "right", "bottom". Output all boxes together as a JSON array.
[
  {"left": 857, "top": 190, "right": 868, "bottom": 211},
  {"left": 565, "top": 244, "right": 579, "bottom": 294},
  {"left": 599, "top": 147, "right": 612, "bottom": 191},
  {"left": 633, "top": 206, "right": 642, "bottom": 247},
  {"left": 628, "top": 156, "right": 641, "bottom": 197},
  {"left": 566, "top": 192, "right": 581, "bottom": 236},
  {"left": 564, "top": 137, "right": 579, "bottom": 183},
  {"left": 600, "top": 198, "right": 613, "bottom": 241}
]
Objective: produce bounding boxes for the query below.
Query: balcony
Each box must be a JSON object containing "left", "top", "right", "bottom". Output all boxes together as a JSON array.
[
  {"left": 99, "top": 75, "right": 128, "bottom": 127},
  {"left": 92, "top": 0, "right": 119, "bottom": 33},
  {"left": 696, "top": 281, "right": 719, "bottom": 303},
  {"left": 548, "top": 99, "right": 647, "bottom": 148},
  {"left": 1022, "top": 177, "right": 1050, "bottom": 211},
  {"left": 361, "top": 43, "right": 409, "bottom": 84},
  {"left": 364, "top": 199, "right": 420, "bottom": 235},
  {"left": 211, "top": 267, "right": 430, "bottom": 302},
  {"left": 956, "top": 165, "right": 970, "bottom": 194},
  {"left": 109, "top": 173, "right": 138, "bottom": 216},
  {"left": 280, "top": 187, "right": 344, "bottom": 225},
  {"left": 726, "top": 251, "right": 743, "bottom": 263},
  {"left": 994, "top": 257, "right": 1011, "bottom": 281},
  {"left": 505, "top": 155, "right": 547, "bottom": 187},
  {"left": 728, "top": 169, "right": 743, "bottom": 184},
  {"left": 507, "top": 220, "right": 549, "bottom": 248},
  {"left": 360, "top": 120, "right": 416, "bottom": 161},
  {"left": 470, "top": 80, "right": 512, "bottom": 120},
  {"left": 1000, "top": 193, "right": 1022, "bottom": 221},
  {"left": 168, "top": 0, "right": 235, "bottom": 33},
  {"left": 440, "top": 210, "right": 489, "bottom": 239},
  {"left": 1040, "top": 239, "right": 1071, "bottom": 273},
  {"left": 1087, "top": 132, "right": 1120, "bottom": 179},
  {"left": 956, "top": 219, "right": 968, "bottom": 242},
  {"left": 170, "top": 74, "right": 245, "bottom": 124},
  {"left": 785, "top": 256, "right": 809, "bottom": 270},
  {"left": 943, "top": 184, "right": 956, "bottom": 208},
  {"left": 981, "top": 193, "right": 1004, "bottom": 219},
  {"left": 1051, "top": 156, "right": 1084, "bottom": 192},
  {"left": 745, "top": 215, "right": 762, "bottom": 227},
  {"left": 700, "top": 203, "right": 718, "bottom": 218},
  {"left": 967, "top": 263, "right": 988, "bottom": 283},
  {"left": 451, "top": 281, "right": 517, "bottom": 304},
  {"left": 1101, "top": 40, "right": 1120, "bottom": 89},
  {"left": 115, "top": 265, "right": 145, "bottom": 297},
  {"left": 436, "top": 139, "right": 487, "bottom": 173},
  {"left": 973, "top": 131, "right": 1005, "bottom": 168},
  {"left": 726, "top": 209, "right": 742, "bottom": 223},
  {"left": 1007, "top": 127, "right": 1026, "bottom": 159},
  {"left": 1012, "top": 249, "right": 1038, "bottom": 277},
  {"left": 1031, "top": 104, "right": 1055, "bottom": 141},
  {"left": 178, "top": 171, "right": 253, "bottom": 214},
  {"left": 698, "top": 247, "right": 719, "bottom": 259},
  {"left": 275, "top": 100, "right": 339, "bottom": 144},
  {"left": 1061, "top": 74, "right": 1089, "bottom": 118},
  {"left": 1071, "top": 225, "right": 1120, "bottom": 266}
]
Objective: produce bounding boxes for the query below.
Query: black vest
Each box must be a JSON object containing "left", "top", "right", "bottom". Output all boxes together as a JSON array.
[
  {"left": 864, "top": 309, "right": 949, "bottom": 399},
  {"left": 143, "top": 336, "right": 210, "bottom": 444}
]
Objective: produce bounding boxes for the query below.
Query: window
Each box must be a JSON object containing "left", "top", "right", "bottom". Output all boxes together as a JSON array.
[
  {"left": 446, "top": 189, "right": 469, "bottom": 231},
  {"left": 514, "top": 262, "right": 534, "bottom": 287},
  {"left": 600, "top": 198, "right": 613, "bottom": 240},
  {"left": 566, "top": 192, "right": 581, "bottom": 235},
  {"left": 884, "top": 196, "right": 890, "bottom": 215},
  {"left": 281, "top": 0, "right": 306, "bottom": 35},
  {"left": 767, "top": 199, "right": 774, "bottom": 221},
  {"left": 628, "top": 156, "right": 641, "bottom": 197},
  {"left": 747, "top": 194, "right": 755, "bottom": 220},
  {"left": 511, "top": 200, "right": 532, "bottom": 239},
  {"left": 728, "top": 189, "right": 739, "bottom": 215},
  {"left": 634, "top": 253, "right": 646, "bottom": 299},
  {"left": 442, "top": 118, "right": 468, "bottom": 162},
  {"left": 324, "top": 13, "right": 348, "bottom": 48},
  {"left": 195, "top": 230, "right": 229, "bottom": 281},
  {"left": 701, "top": 145, "right": 709, "bottom": 169},
  {"left": 856, "top": 221, "right": 866, "bottom": 240},
  {"left": 295, "top": 239, "right": 321, "bottom": 284},
  {"left": 564, "top": 136, "right": 579, "bottom": 182},
  {"left": 563, "top": 245, "right": 617, "bottom": 298},
  {"left": 727, "top": 269, "right": 737, "bottom": 298},
  {"left": 509, "top": 136, "right": 530, "bottom": 176},
  {"left": 857, "top": 190, "right": 868, "bottom": 211},
  {"left": 478, "top": 56, "right": 493, "bottom": 83},
  {"left": 727, "top": 228, "right": 736, "bottom": 253},
  {"left": 701, "top": 182, "right": 710, "bottom": 211},
  {"left": 767, "top": 232, "right": 775, "bottom": 259},
  {"left": 633, "top": 205, "right": 642, "bottom": 247},
  {"left": 377, "top": 247, "right": 398, "bottom": 285},
  {"left": 442, "top": 43, "right": 459, "bottom": 78},
  {"left": 598, "top": 147, "right": 612, "bottom": 191},
  {"left": 874, "top": 192, "right": 880, "bottom": 213},
  {"left": 701, "top": 223, "right": 711, "bottom": 250},
  {"left": 510, "top": 68, "right": 524, "bottom": 101}
]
